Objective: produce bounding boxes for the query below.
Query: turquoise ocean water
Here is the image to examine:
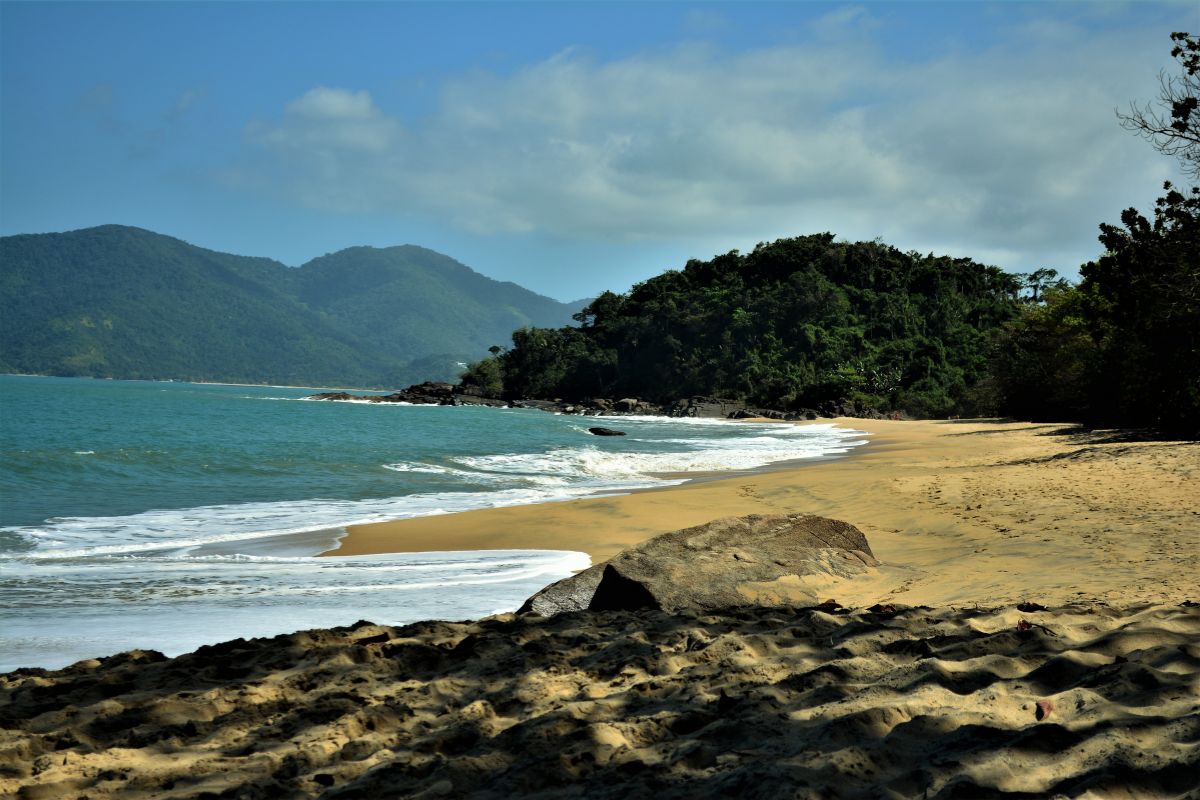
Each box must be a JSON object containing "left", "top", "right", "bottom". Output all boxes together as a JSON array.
[{"left": 0, "top": 375, "right": 867, "bottom": 671}]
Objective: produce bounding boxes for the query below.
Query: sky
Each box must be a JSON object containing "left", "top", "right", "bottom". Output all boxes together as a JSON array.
[{"left": 2, "top": 2, "right": 1197, "bottom": 302}]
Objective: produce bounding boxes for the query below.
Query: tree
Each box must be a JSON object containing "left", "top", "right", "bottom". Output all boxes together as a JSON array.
[
  {"left": 989, "top": 285, "right": 1102, "bottom": 422},
  {"left": 1015, "top": 268, "right": 1069, "bottom": 304},
  {"left": 1079, "top": 184, "right": 1200, "bottom": 435},
  {"left": 1118, "top": 32, "right": 1200, "bottom": 178}
]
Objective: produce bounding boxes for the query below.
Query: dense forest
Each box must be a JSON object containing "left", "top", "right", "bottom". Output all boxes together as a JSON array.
[
  {"left": 0, "top": 226, "right": 584, "bottom": 387},
  {"left": 464, "top": 33, "right": 1199, "bottom": 437},
  {"left": 465, "top": 238, "right": 1020, "bottom": 418}
]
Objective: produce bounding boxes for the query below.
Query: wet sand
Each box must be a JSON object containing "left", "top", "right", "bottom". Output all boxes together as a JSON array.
[{"left": 328, "top": 418, "right": 1200, "bottom": 609}]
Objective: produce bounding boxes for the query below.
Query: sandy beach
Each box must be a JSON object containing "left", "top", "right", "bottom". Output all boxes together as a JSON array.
[
  {"left": 4, "top": 418, "right": 1198, "bottom": 799},
  {"left": 329, "top": 418, "right": 1200, "bottom": 610}
]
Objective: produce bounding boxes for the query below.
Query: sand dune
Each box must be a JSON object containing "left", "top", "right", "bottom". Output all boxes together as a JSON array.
[{"left": 3, "top": 602, "right": 1197, "bottom": 799}]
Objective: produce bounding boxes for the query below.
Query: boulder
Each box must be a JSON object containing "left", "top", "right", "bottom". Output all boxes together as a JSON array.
[
  {"left": 305, "top": 392, "right": 357, "bottom": 401},
  {"left": 519, "top": 513, "right": 878, "bottom": 615},
  {"left": 666, "top": 397, "right": 743, "bottom": 419},
  {"left": 614, "top": 398, "right": 640, "bottom": 412},
  {"left": 588, "top": 427, "right": 626, "bottom": 436},
  {"left": 518, "top": 566, "right": 606, "bottom": 616}
]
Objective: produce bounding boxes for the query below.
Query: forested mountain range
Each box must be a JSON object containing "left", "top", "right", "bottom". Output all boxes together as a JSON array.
[{"left": 0, "top": 225, "right": 585, "bottom": 387}]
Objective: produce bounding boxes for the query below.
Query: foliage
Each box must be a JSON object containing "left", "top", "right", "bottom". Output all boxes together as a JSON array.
[
  {"left": 467, "top": 234, "right": 1022, "bottom": 416},
  {"left": 1080, "top": 184, "right": 1200, "bottom": 435},
  {"left": 0, "top": 226, "right": 582, "bottom": 387},
  {"left": 460, "top": 354, "right": 505, "bottom": 397},
  {"left": 988, "top": 284, "right": 1104, "bottom": 422},
  {"left": 1118, "top": 32, "right": 1200, "bottom": 178},
  {"left": 991, "top": 185, "right": 1199, "bottom": 437}
]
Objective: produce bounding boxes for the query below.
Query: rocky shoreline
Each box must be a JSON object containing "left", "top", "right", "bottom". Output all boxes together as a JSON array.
[{"left": 306, "top": 381, "right": 896, "bottom": 421}]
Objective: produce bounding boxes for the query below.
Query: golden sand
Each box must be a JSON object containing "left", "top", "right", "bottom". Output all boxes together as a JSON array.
[{"left": 327, "top": 418, "right": 1200, "bottom": 609}]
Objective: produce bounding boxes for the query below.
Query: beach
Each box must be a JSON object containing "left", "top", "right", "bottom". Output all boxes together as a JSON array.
[
  {"left": 4, "top": 417, "right": 1199, "bottom": 799},
  {"left": 330, "top": 417, "right": 1200, "bottom": 609}
]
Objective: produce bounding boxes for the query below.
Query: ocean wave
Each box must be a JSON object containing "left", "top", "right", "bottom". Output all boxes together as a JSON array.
[
  {"left": 0, "top": 484, "right": 641, "bottom": 560},
  {"left": 3, "top": 416, "right": 865, "bottom": 563},
  {"left": 455, "top": 433, "right": 866, "bottom": 482},
  {"left": 295, "top": 397, "right": 414, "bottom": 405}
]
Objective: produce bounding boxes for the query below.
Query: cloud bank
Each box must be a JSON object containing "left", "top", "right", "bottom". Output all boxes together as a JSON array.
[{"left": 237, "top": 19, "right": 1180, "bottom": 272}]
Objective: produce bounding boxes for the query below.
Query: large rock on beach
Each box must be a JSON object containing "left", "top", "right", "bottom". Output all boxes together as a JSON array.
[{"left": 519, "top": 513, "right": 878, "bottom": 615}]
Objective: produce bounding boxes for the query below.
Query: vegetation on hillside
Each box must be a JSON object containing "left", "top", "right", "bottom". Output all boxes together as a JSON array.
[
  {"left": 464, "top": 238, "right": 1022, "bottom": 418},
  {"left": 0, "top": 226, "right": 582, "bottom": 387}
]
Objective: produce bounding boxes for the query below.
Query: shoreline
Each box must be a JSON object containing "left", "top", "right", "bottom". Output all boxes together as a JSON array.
[
  {"left": 327, "top": 417, "right": 1200, "bottom": 609},
  {"left": 6, "top": 418, "right": 1199, "bottom": 798},
  {"left": 323, "top": 417, "right": 876, "bottom": 564}
]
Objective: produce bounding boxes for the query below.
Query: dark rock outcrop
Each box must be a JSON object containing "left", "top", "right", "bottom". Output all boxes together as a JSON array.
[
  {"left": 588, "top": 427, "right": 626, "bottom": 436},
  {"left": 305, "top": 382, "right": 507, "bottom": 408},
  {"left": 306, "top": 392, "right": 357, "bottom": 402},
  {"left": 308, "top": 385, "right": 892, "bottom": 421},
  {"left": 519, "top": 513, "right": 878, "bottom": 615}
]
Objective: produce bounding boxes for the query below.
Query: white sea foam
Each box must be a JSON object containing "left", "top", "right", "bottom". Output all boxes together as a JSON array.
[
  {"left": 3, "top": 484, "right": 639, "bottom": 559},
  {"left": 294, "top": 396, "right": 414, "bottom": 405},
  {"left": 0, "top": 404, "right": 870, "bottom": 671},
  {"left": 456, "top": 431, "right": 866, "bottom": 482},
  {"left": 0, "top": 548, "right": 590, "bottom": 671}
]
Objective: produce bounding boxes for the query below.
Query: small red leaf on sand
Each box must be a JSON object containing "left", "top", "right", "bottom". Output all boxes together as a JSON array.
[
  {"left": 1017, "top": 619, "right": 1033, "bottom": 631},
  {"left": 1035, "top": 699, "right": 1054, "bottom": 721}
]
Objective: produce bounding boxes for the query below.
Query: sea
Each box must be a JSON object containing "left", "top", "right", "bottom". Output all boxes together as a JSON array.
[{"left": 0, "top": 375, "right": 868, "bottom": 671}]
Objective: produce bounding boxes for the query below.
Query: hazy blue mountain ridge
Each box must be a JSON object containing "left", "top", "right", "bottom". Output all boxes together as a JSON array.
[{"left": 0, "top": 225, "right": 582, "bottom": 387}]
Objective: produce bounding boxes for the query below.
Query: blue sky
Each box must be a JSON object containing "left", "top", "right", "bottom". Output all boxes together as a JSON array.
[{"left": 2, "top": 2, "right": 1196, "bottom": 301}]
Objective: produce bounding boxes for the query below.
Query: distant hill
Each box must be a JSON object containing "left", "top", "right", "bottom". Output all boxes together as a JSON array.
[{"left": 0, "top": 225, "right": 584, "bottom": 387}]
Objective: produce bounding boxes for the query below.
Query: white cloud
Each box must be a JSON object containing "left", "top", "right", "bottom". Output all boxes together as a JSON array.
[
  {"left": 234, "top": 25, "right": 1183, "bottom": 273},
  {"left": 286, "top": 87, "right": 378, "bottom": 120}
]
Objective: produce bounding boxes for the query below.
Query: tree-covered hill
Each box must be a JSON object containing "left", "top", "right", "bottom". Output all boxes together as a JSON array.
[
  {"left": 464, "top": 234, "right": 1023, "bottom": 417},
  {"left": 0, "top": 225, "right": 583, "bottom": 387},
  {"left": 288, "top": 245, "right": 587, "bottom": 366}
]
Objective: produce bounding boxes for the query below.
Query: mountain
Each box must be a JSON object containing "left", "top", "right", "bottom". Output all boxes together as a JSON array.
[
  {"left": 286, "top": 245, "right": 584, "bottom": 366},
  {"left": 0, "top": 225, "right": 584, "bottom": 387}
]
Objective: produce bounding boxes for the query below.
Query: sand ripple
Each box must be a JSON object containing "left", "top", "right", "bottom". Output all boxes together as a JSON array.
[{"left": 2, "top": 602, "right": 1198, "bottom": 799}]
